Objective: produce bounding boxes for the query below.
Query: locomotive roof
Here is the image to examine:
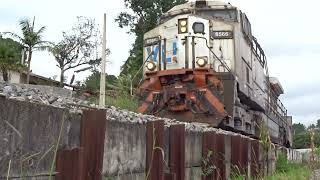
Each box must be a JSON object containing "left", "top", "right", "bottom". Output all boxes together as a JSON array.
[
  {"left": 162, "top": 1, "right": 237, "bottom": 18},
  {"left": 269, "top": 77, "right": 284, "bottom": 95}
]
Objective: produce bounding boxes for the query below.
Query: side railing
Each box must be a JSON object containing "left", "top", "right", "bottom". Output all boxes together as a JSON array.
[
  {"left": 130, "top": 51, "right": 154, "bottom": 96},
  {"left": 265, "top": 89, "right": 288, "bottom": 126}
]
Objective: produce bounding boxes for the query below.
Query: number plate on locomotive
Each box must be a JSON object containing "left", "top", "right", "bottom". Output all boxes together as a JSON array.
[
  {"left": 144, "top": 36, "right": 160, "bottom": 47},
  {"left": 211, "top": 31, "right": 233, "bottom": 39}
]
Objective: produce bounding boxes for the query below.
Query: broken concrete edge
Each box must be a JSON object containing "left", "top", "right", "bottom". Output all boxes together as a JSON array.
[
  {"left": 0, "top": 82, "right": 269, "bottom": 144},
  {"left": 106, "top": 106, "right": 255, "bottom": 140},
  {"left": 0, "top": 82, "right": 92, "bottom": 110}
]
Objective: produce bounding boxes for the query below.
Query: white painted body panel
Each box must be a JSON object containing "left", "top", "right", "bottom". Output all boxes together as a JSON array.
[
  {"left": 144, "top": 15, "right": 211, "bottom": 72},
  {"left": 210, "top": 21, "right": 234, "bottom": 72}
]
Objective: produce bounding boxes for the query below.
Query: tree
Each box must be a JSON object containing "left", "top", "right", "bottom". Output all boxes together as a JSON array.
[
  {"left": 0, "top": 37, "right": 26, "bottom": 81},
  {"left": 316, "top": 119, "right": 320, "bottom": 129},
  {"left": 293, "top": 133, "right": 309, "bottom": 149},
  {"left": 5, "top": 17, "right": 49, "bottom": 84},
  {"left": 292, "top": 123, "right": 306, "bottom": 135},
  {"left": 49, "top": 17, "right": 102, "bottom": 87},
  {"left": 82, "top": 70, "right": 117, "bottom": 92},
  {"left": 116, "top": 0, "right": 187, "bottom": 77},
  {"left": 308, "top": 124, "right": 316, "bottom": 130}
]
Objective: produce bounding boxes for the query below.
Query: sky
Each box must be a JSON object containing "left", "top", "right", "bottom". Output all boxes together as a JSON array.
[{"left": 1, "top": 0, "right": 319, "bottom": 126}]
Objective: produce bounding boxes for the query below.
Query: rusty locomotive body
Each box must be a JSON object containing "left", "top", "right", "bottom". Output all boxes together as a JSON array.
[{"left": 138, "top": 1, "right": 292, "bottom": 147}]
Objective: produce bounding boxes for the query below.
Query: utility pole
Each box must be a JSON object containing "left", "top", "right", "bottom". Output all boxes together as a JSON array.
[
  {"left": 311, "top": 128, "right": 315, "bottom": 162},
  {"left": 310, "top": 128, "right": 316, "bottom": 179},
  {"left": 99, "top": 13, "right": 106, "bottom": 108}
]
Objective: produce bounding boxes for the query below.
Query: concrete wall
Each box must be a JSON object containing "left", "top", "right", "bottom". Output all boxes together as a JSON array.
[
  {"left": 185, "top": 130, "right": 202, "bottom": 180},
  {"left": 0, "top": 95, "right": 81, "bottom": 179},
  {"left": 8, "top": 71, "right": 21, "bottom": 84},
  {"left": 103, "top": 121, "right": 147, "bottom": 179},
  {"left": 0, "top": 71, "right": 21, "bottom": 84},
  {"left": 0, "top": 95, "right": 303, "bottom": 180},
  {"left": 288, "top": 149, "right": 303, "bottom": 163}
]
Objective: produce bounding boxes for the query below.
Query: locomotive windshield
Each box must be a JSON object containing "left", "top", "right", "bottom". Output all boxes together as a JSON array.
[
  {"left": 198, "top": 9, "right": 237, "bottom": 21},
  {"left": 160, "top": 9, "right": 238, "bottom": 23}
]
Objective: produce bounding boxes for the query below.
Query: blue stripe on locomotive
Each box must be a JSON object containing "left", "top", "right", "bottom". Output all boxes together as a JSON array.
[{"left": 146, "top": 42, "right": 177, "bottom": 63}]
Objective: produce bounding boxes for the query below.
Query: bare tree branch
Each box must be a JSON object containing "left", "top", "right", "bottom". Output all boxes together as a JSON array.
[{"left": 49, "top": 17, "right": 104, "bottom": 87}]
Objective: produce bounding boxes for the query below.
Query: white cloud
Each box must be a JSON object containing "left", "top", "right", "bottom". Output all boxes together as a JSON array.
[
  {"left": 0, "top": 0, "right": 135, "bottom": 81},
  {"left": 268, "top": 53, "right": 320, "bottom": 125}
]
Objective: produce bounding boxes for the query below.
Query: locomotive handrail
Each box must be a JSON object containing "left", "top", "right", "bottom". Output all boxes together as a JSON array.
[
  {"left": 130, "top": 51, "right": 154, "bottom": 96},
  {"left": 268, "top": 83, "right": 288, "bottom": 116},
  {"left": 193, "top": 35, "right": 289, "bottom": 126},
  {"left": 265, "top": 96, "right": 288, "bottom": 126},
  {"left": 191, "top": 36, "right": 232, "bottom": 72}
]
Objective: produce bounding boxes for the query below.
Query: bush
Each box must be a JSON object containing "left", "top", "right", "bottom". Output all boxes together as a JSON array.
[
  {"left": 276, "top": 152, "right": 289, "bottom": 173},
  {"left": 106, "top": 95, "right": 138, "bottom": 112}
]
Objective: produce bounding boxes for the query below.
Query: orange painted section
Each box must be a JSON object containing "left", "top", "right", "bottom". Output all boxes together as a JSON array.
[
  {"left": 138, "top": 93, "right": 153, "bottom": 113},
  {"left": 205, "top": 89, "right": 226, "bottom": 114}
]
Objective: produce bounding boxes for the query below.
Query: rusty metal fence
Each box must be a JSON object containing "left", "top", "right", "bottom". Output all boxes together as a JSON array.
[
  {"left": 54, "top": 114, "right": 283, "bottom": 180},
  {"left": 143, "top": 120, "right": 273, "bottom": 180},
  {"left": 56, "top": 109, "right": 106, "bottom": 180}
]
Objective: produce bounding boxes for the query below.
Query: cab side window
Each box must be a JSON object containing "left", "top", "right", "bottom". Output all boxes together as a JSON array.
[{"left": 240, "top": 12, "right": 252, "bottom": 42}]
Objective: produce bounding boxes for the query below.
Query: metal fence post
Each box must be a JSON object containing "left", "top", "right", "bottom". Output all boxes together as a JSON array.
[
  {"left": 202, "top": 131, "right": 216, "bottom": 180},
  {"left": 169, "top": 124, "right": 185, "bottom": 180},
  {"left": 146, "top": 120, "right": 165, "bottom": 180},
  {"left": 56, "top": 109, "right": 107, "bottom": 180},
  {"left": 215, "top": 134, "right": 226, "bottom": 180}
]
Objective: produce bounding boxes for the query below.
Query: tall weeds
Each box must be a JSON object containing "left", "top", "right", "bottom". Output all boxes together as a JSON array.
[{"left": 48, "top": 112, "right": 66, "bottom": 180}]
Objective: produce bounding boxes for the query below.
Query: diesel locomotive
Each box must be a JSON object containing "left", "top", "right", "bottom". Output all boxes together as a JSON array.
[{"left": 138, "top": 0, "right": 292, "bottom": 147}]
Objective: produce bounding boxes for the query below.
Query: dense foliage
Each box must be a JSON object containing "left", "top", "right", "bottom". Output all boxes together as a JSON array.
[
  {"left": 116, "top": 0, "right": 187, "bottom": 78},
  {"left": 81, "top": 70, "right": 117, "bottom": 92},
  {"left": 292, "top": 121, "right": 320, "bottom": 149},
  {"left": 0, "top": 36, "right": 25, "bottom": 81}
]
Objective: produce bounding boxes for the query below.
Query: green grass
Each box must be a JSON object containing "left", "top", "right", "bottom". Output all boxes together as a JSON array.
[
  {"left": 275, "top": 152, "right": 289, "bottom": 173},
  {"left": 262, "top": 152, "right": 311, "bottom": 180},
  {"left": 88, "top": 94, "right": 139, "bottom": 112},
  {"left": 262, "top": 163, "right": 311, "bottom": 180},
  {"left": 231, "top": 162, "right": 312, "bottom": 180},
  {"left": 105, "top": 95, "right": 138, "bottom": 112},
  {"left": 231, "top": 163, "right": 311, "bottom": 180}
]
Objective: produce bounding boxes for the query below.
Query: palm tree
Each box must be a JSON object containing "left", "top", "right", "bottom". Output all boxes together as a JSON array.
[
  {"left": 5, "top": 17, "right": 50, "bottom": 84},
  {"left": 0, "top": 37, "right": 26, "bottom": 82}
]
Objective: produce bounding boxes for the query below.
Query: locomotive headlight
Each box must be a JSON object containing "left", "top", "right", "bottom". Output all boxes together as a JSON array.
[
  {"left": 180, "top": 20, "right": 187, "bottom": 26},
  {"left": 180, "top": 27, "right": 187, "bottom": 33},
  {"left": 178, "top": 18, "right": 188, "bottom": 34},
  {"left": 146, "top": 61, "right": 156, "bottom": 71},
  {"left": 196, "top": 57, "right": 208, "bottom": 67}
]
